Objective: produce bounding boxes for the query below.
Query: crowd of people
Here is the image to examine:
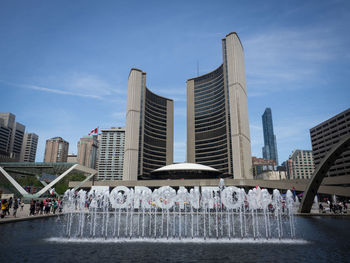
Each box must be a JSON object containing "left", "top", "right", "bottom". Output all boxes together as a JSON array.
[
  {"left": 319, "top": 200, "right": 348, "bottom": 214},
  {"left": 0, "top": 196, "right": 63, "bottom": 219},
  {"left": 28, "top": 198, "right": 63, "bottom": 216},
  {"left": 0, "top": 197, "right": 24, "bottom": 218}
]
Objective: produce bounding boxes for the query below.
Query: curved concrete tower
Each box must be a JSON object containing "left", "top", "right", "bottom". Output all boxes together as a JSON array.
[
  {"left": 123, "top": 68, "right": 174, "bottom": 180},
  {"left": 187, "top": 32, "right": 252, "bottom": 179}
]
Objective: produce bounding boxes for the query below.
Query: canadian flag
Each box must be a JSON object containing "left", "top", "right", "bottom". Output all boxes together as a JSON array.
[{"left": 89, "top": 127, "right": 98, "bottom": 135}]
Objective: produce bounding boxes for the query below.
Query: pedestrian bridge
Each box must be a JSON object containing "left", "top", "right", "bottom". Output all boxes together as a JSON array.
[{"left": 0, "top": 162, "right": 97, "bottom": 198}]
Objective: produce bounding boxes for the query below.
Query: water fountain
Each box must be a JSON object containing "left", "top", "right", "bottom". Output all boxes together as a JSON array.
[{"left": 61, "top": 180, "right": 299, "bottom": 242}]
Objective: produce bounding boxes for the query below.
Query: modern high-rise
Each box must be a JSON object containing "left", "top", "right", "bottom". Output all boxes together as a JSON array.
[
  {"left": 67, "top": 153, "right": 78, "bottom": 163},
  {"left": 77, "top": 136, "right": 98, "bottom": 169},
  {"left": 310, "top": 108, "right": 350, "bottom": 177},
  {"left": 285, "top": 150, "right": 315, "bottom": 179},
  {"left": 20, "top": 133, "right": 39, "bottom": 162},
  {"left": 44, "top": 137, "right": 69, "bottom": 163},
  {"left": 98, "top": 127, "right": 125, "bottom": 180},
  {"left": 0, "top": 113, "right": 25, "bottom": 161},
  {"left": 262, "top": 108, "right": 278, "bottom": 165},
  {"left": 252, "top": 156, "right": 276, "bottom": 178},
  {"left": 187, "top": 32, "right": 252, "bottom": 179},
  {"left": 123, "top": 68, "right": 174, "bottom": 180}
]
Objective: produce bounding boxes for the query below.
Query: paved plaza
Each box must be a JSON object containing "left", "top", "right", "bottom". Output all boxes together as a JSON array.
[
  {"left": 0, "top": 203, "right": 61, "bottom": 224},
  {"left": 0, "top": 201, "right": 348, "bottom": 225}
]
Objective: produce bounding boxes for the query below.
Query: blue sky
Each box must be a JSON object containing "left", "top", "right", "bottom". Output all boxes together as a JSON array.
[{"left": 1, "top": 0, "right": 349, "bottom": 164}]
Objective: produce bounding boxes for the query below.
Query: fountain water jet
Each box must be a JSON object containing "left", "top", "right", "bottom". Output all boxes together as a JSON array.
[{"left": 62, "top": 183, "right": 298, "bottom": 242}]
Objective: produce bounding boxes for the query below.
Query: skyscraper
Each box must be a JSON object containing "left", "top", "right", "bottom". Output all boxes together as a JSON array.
[
  {"left": 0, "top": 113, "right": 26, "bottom": 161},
  {"left": 98, "top": 127, "right": 125, "bottom": 180},
  {"left": 262, "top": 108, "right": 278, "bottom": 165},
  {"left": 44, "top": 137, "right": 69, "bottom": 162},
  {"left": 20, "top": 133, "right": 39, "bottom": 162},
  {"left": 123, "top": 68, "right": 174, "bottom": 180},
  {"left": 187, "top": 32, "right": 252, "bottom": 179},
  {"left": 77, "top": 135, "right": 98, "bottom": 169}
]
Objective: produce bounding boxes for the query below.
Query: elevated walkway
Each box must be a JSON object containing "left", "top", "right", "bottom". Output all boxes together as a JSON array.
[{"left": 0, "top": 162, "right": 97, "bottom": 198}]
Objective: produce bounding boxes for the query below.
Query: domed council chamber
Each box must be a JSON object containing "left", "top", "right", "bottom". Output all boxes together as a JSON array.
[{"left": 150, "top": 162, "right": 226, "bottom": 179}]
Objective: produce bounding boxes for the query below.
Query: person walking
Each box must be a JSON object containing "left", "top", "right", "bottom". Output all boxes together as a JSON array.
[{"left": 13, "top": 198, "right": 19, "bottom": 217}]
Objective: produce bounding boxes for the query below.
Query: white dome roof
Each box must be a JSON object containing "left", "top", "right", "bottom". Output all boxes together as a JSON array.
[{"left": 152, "top": 163, "right": 219, "bottom": 173}]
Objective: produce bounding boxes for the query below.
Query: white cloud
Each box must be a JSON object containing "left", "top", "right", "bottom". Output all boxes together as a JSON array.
[
  {"left": 244, "top": 26, "right": 347, "bottom": 96},
  {"left": 65, "top": 73, "right": 126, "bottom": 97},
  {"left": 1, "top": 73, "right": 126, "bottom": 102},
  {"left": 22, "top": 84, "right": 105, "bottom": 100}
]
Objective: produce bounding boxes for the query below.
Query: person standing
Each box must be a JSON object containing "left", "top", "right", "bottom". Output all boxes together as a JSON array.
[
  {"left": 58, "top": 200, "right": 63, "bottom": 213},
  {"left": 13, "top": 199, "right": 19, "bottom": 217},
  {"left": 53, "top": 199, "right": 58, "bottom": 214},
  {"left": 319, "top": 203, "right": 324, "bottom": 213},
  {"left": 20, "top": 199, "right": 24, "bottom": 211},
  {"left": 6, "top": 197, "right": 12, "bottom": 215},
  {"left": 39, "top": 201, "right": 44, "bottom": 215},
  {"left": 45, "top": 199, "right": 51, "bottom": 214},
  {"left": 29, "top": 199, "right": 35, "bottom": 216},
  {"left": 1, "top": 199, "right": 7, "bottom": 218}
]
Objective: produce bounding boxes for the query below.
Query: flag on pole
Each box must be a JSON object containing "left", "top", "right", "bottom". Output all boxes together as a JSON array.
[{"left": 88, "top": 127, "right": 98, "bottom": 135}]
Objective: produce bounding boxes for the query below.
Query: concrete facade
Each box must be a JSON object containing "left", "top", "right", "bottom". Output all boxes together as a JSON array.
[
  {"left": 77, "top": 135, "right": 98, "bottom": 169},
  {"left": 187, "top": 32, "right": 252, "bottom": 179},
  {"left": 67, "top": 154, "right": 78, "bottom": 163},
  {"left": 0, "top": 113, "right": 26, "bottom": 161},
  {"left": 286, "top": 150, "right": 315, "bottom": 179},
  {"left": 252, "top": 156, "right": 276, "bottom": 178},
  {"left": 123, "top": 68, "right": 174, "bottom": 180},
  {"left": 97, "top": 127, "right": 125, "bottom": 180},
  {"left": 43, "top": 137, "right": 69, "bottom": 163},
  {"left": 256, "top": 170, "right": 287, "bottom": 180},
  {"left": 19, "top": 133, "right": 38, "bottom": 162},
  {"left": 310, "top": 108, "right": 350, "bottom": 177}
]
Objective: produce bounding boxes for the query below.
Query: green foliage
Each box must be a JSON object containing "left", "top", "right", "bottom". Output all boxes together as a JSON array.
[
  {"left": 70, "top": 173, "right": 86, "bottom": 181},
  {"left": 16, "top": 176, "right": 42, "bottom": 187},
  {"left": 55, "top": 173, "right": 86, "bottom": 195}
]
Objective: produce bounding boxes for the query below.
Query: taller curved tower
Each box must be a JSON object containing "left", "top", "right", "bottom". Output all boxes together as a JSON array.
[
  {"left": 187, "top": 32, "right": 252, "bottom": 179},
  {"left": 123, "top": 68, "right": 174, "bottom": 180}
]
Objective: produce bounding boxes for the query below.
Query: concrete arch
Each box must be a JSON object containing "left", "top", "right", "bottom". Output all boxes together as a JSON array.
[{"left": 299, "top": 134, "right": 350, "bottom": 213}]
